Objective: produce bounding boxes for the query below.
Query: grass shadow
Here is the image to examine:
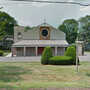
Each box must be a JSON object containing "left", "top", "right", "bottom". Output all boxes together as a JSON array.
[
  {"left": 0, "top": 65, "right": 32, "bottom": 82},
  {"left": 86, "top": 73, "right": 90, "bottom": 77}
]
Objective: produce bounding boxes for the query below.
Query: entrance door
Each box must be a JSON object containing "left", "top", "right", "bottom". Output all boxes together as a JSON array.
[{"left": 38, "top": 47, "right": 44, "bottom": 56}]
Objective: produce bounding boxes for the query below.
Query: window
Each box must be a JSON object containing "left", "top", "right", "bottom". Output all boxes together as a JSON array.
[{"left": 42, "top": 29, "right": 48, "bottom": 37}]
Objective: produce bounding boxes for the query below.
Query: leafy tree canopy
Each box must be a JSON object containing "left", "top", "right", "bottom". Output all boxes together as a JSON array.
[
  {"left": 79, "top": 22, "right": 90, "bottom": 44},
  {"left": 58, "top": 19, "right": 78, "bottom": 44},
  {"left": 79, "top": 15, "right": 90, "bottom": 24},
  {"left": 0, "top": 11, "right": 17, "bottom": 40},
  {"left": 79, "top": 15, "right": 90, "bottom": 32},
  {"left": 79, "top": 15, "right": 90, "bottom": 45}
]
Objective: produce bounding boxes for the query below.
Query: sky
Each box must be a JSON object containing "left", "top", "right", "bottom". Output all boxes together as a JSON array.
[{"left": 0, "top": 0, "right": 90, "bottom": 27}]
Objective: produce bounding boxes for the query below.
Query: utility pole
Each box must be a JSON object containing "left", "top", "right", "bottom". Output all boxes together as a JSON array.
[
  {"left": 76, "top": 39, "right": 79, "bottom": 72},
  {"left": 76, "top": 22, "right": 80, "bottom": 73}
]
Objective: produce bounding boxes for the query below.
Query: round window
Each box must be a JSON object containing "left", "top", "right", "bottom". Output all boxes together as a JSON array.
[{"left": 42, "top": 29, "right": 48, "bottom": 37}]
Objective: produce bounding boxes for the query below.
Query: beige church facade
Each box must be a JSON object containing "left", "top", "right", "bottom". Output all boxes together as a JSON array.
[{"left": 12, "top": 23, "right": 68, "bottom": 57}]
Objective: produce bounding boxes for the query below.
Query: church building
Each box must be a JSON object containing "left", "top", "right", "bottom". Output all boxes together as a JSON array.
[{"left": 12, "top": 22, "right": 68, "bottom": 56}]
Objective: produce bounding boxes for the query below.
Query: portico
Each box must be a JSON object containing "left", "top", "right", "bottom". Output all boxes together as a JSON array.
[{"left": 12, "top": 40, "right": 68, "bottom": 57}]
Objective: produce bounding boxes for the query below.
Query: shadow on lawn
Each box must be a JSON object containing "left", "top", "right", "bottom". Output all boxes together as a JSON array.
[
  {"left": 0, "top": 65, "right": 32, "bottom": 82},
  {"left": 86, "top": 73, "right": 90, "bottom": 77}
]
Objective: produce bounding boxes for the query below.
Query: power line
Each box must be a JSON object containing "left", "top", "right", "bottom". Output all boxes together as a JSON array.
[{"left": 9, "top": 0, "right": 90, "bottom": 6}]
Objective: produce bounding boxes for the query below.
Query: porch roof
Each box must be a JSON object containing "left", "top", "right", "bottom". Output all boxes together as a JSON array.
[{"left": 12, "top": 40, "right": 68, "bottom": 47}]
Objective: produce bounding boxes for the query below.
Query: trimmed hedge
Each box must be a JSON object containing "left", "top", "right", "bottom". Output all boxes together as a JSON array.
[
  {"left": 0, "top": 50, "right": 4, "bottom": 56},
  {"left": 49, "top": 56, "right": 73, "bottom": 65},
  {"left": 65, "top": 45, "right": 76, "bottom": 64},
  {"left": 41, "top": 47, "right": 53, "bottom": 65},
  {"left": 41, "top": 45, "right": 79, "bottom": 65},
  {"left": 65, "top": 46, "right": 76, "bottom": 60}
]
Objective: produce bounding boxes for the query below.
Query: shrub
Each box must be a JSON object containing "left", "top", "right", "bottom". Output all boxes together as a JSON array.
[
  {"left": 70, "top": 44, "right": 76, "bottom": 49},
  {"left": 49, "top": 56, "right": 73, "bottom": 65},
  {"left": 41, "top": 47, "right": 53, "bottom": 65},
  {"left": 65, "top": 46, "right": 76, "bottom": 60},
  {"left": 0, "top": 50, "right": 4, "bottom": 56},
  {"left": 65, "top": 45, "right": 79, "bottom": 64}
]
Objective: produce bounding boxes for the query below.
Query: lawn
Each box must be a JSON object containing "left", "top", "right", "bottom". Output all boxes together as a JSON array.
[{"left": 0, "top": 61, "right": 90, "bottom": 89}]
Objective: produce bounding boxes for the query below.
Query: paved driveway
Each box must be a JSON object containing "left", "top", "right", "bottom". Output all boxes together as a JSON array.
[{"left": 79, "top": 52, "right": 90, "bottom": 61}]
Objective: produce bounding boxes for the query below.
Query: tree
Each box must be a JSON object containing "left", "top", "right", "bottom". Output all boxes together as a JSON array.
[
  {"left": 79, "top": 15, "right": 90, "bottom": 49},
  {"left": 58, "top": 19, "right": 78, "bottom": 44},
  {"left": 79, "top": 22, "right": 90, "bottom": 44},
  {"left": 0, "top": 11, "right": 17, "bottom": 40},
  {"left": 79, "top": 15, "right": 90, "bottom": 32}
]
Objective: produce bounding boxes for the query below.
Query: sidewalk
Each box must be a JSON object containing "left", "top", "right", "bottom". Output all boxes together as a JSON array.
[
  {"left": 0, "top": 56, "right": 41, "bottom": 62},
  {"left": 5, "top": 53, "right": 12, "bottom": 57},
  {"left": 1, "top": 52, "right": 90, "bottom": 62}
]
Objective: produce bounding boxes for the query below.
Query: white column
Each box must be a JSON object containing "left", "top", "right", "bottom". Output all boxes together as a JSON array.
[
  {"left": 55, "top": 46, "right": 57, "bottom": 56},
  {"left": 24, "top": 47, "right": 26, "bottom": 56},
  {"left": 36, "top": 46, "right": 38, "bottom": 56}
]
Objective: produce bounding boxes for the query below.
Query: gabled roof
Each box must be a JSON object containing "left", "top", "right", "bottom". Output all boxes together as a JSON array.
[
  {"left": 14, "top": 22, "right": 60, "bottom": 31},
  {"left": 37, "top": 22, "right": 58, "bottom": 30},
  {"left": 38, "top": 22, "right": 52, "bottom": 27}
]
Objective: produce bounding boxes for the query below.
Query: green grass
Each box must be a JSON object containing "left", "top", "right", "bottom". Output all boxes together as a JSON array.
[
  {"left": 0, "top": 62, "right": 89, "bottom": 89},
  {"left": 85, "top": 51, "right": 90, "bottom": 53}
]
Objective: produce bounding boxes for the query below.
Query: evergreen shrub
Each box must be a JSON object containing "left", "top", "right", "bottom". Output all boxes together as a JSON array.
[
  {"left": 49, "top": 56, "right": 72, "bottom": 65},
  {"left": 0, "top": 50, "right": 4, "bottom": 56},
  {"left": 41, "top": 47, "right": 53, "bottom": 65},
  {"left": 65, "top": 45, "right": 79, "bottom": 64}
]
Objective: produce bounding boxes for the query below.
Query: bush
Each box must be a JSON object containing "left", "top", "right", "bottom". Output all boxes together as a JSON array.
[
  {"left": 70, "top": 44, "right": 76, "bottom": 49},
  {"left": 0, "top": 50, "right": 4, "bottom": 56},
  {"left": 41, "top": 47, "right": 53, "bottom": 65},
  {"left": 65, "top": 46, "right": 76, "bottom": 60},
  {"left": 65, "top": 45, "right": 79, "bottom": 64},
  {"left": 49, "top": 56, "right": 73, "bottom": 65}
]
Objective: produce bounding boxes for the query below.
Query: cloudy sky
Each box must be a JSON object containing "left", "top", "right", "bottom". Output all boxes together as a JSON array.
[{"left": 0, "top": 0, "right": 90, "bottom": 27}]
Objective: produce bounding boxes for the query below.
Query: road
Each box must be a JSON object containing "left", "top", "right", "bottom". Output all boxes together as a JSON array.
[
  {"left": 0, "top": 52, "right": 89, "bottom": 62},
  {"left": 0, "top": 56, "right": 41, "bottom": 62}
]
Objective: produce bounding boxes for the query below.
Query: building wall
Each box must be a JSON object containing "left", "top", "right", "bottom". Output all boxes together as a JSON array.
[
  {"left": 14, "top": 26, "right": 40, "bottom": 42},
  {"left": 52, "top": 47, "right": 55, "bottom": 56},
  {"left": 16, "top": 47, "right": 24, "bottom": 56},
  {"left": 26, "top": 47, "right": 36, "bottom": 56},
  {"left": 50, "top": 29, "right": 65, "bottom": 40},
  {"left": 57, "top": 47, "right": 65, "bottom": 56},
  {"left": 12, "top": 46, "right": 66, "bottom": 57},
  {"left": 14, "top": 26, "right": 65, "bottom": 42},
  {"left": 12, "top": 47, "right": 17, "bottom": 56},
  {"left": 78, "top": 42, "right": 84, "bottom": 56},
  {"left": 13, "top": 24, "right": 67, "bottom": 57}
]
